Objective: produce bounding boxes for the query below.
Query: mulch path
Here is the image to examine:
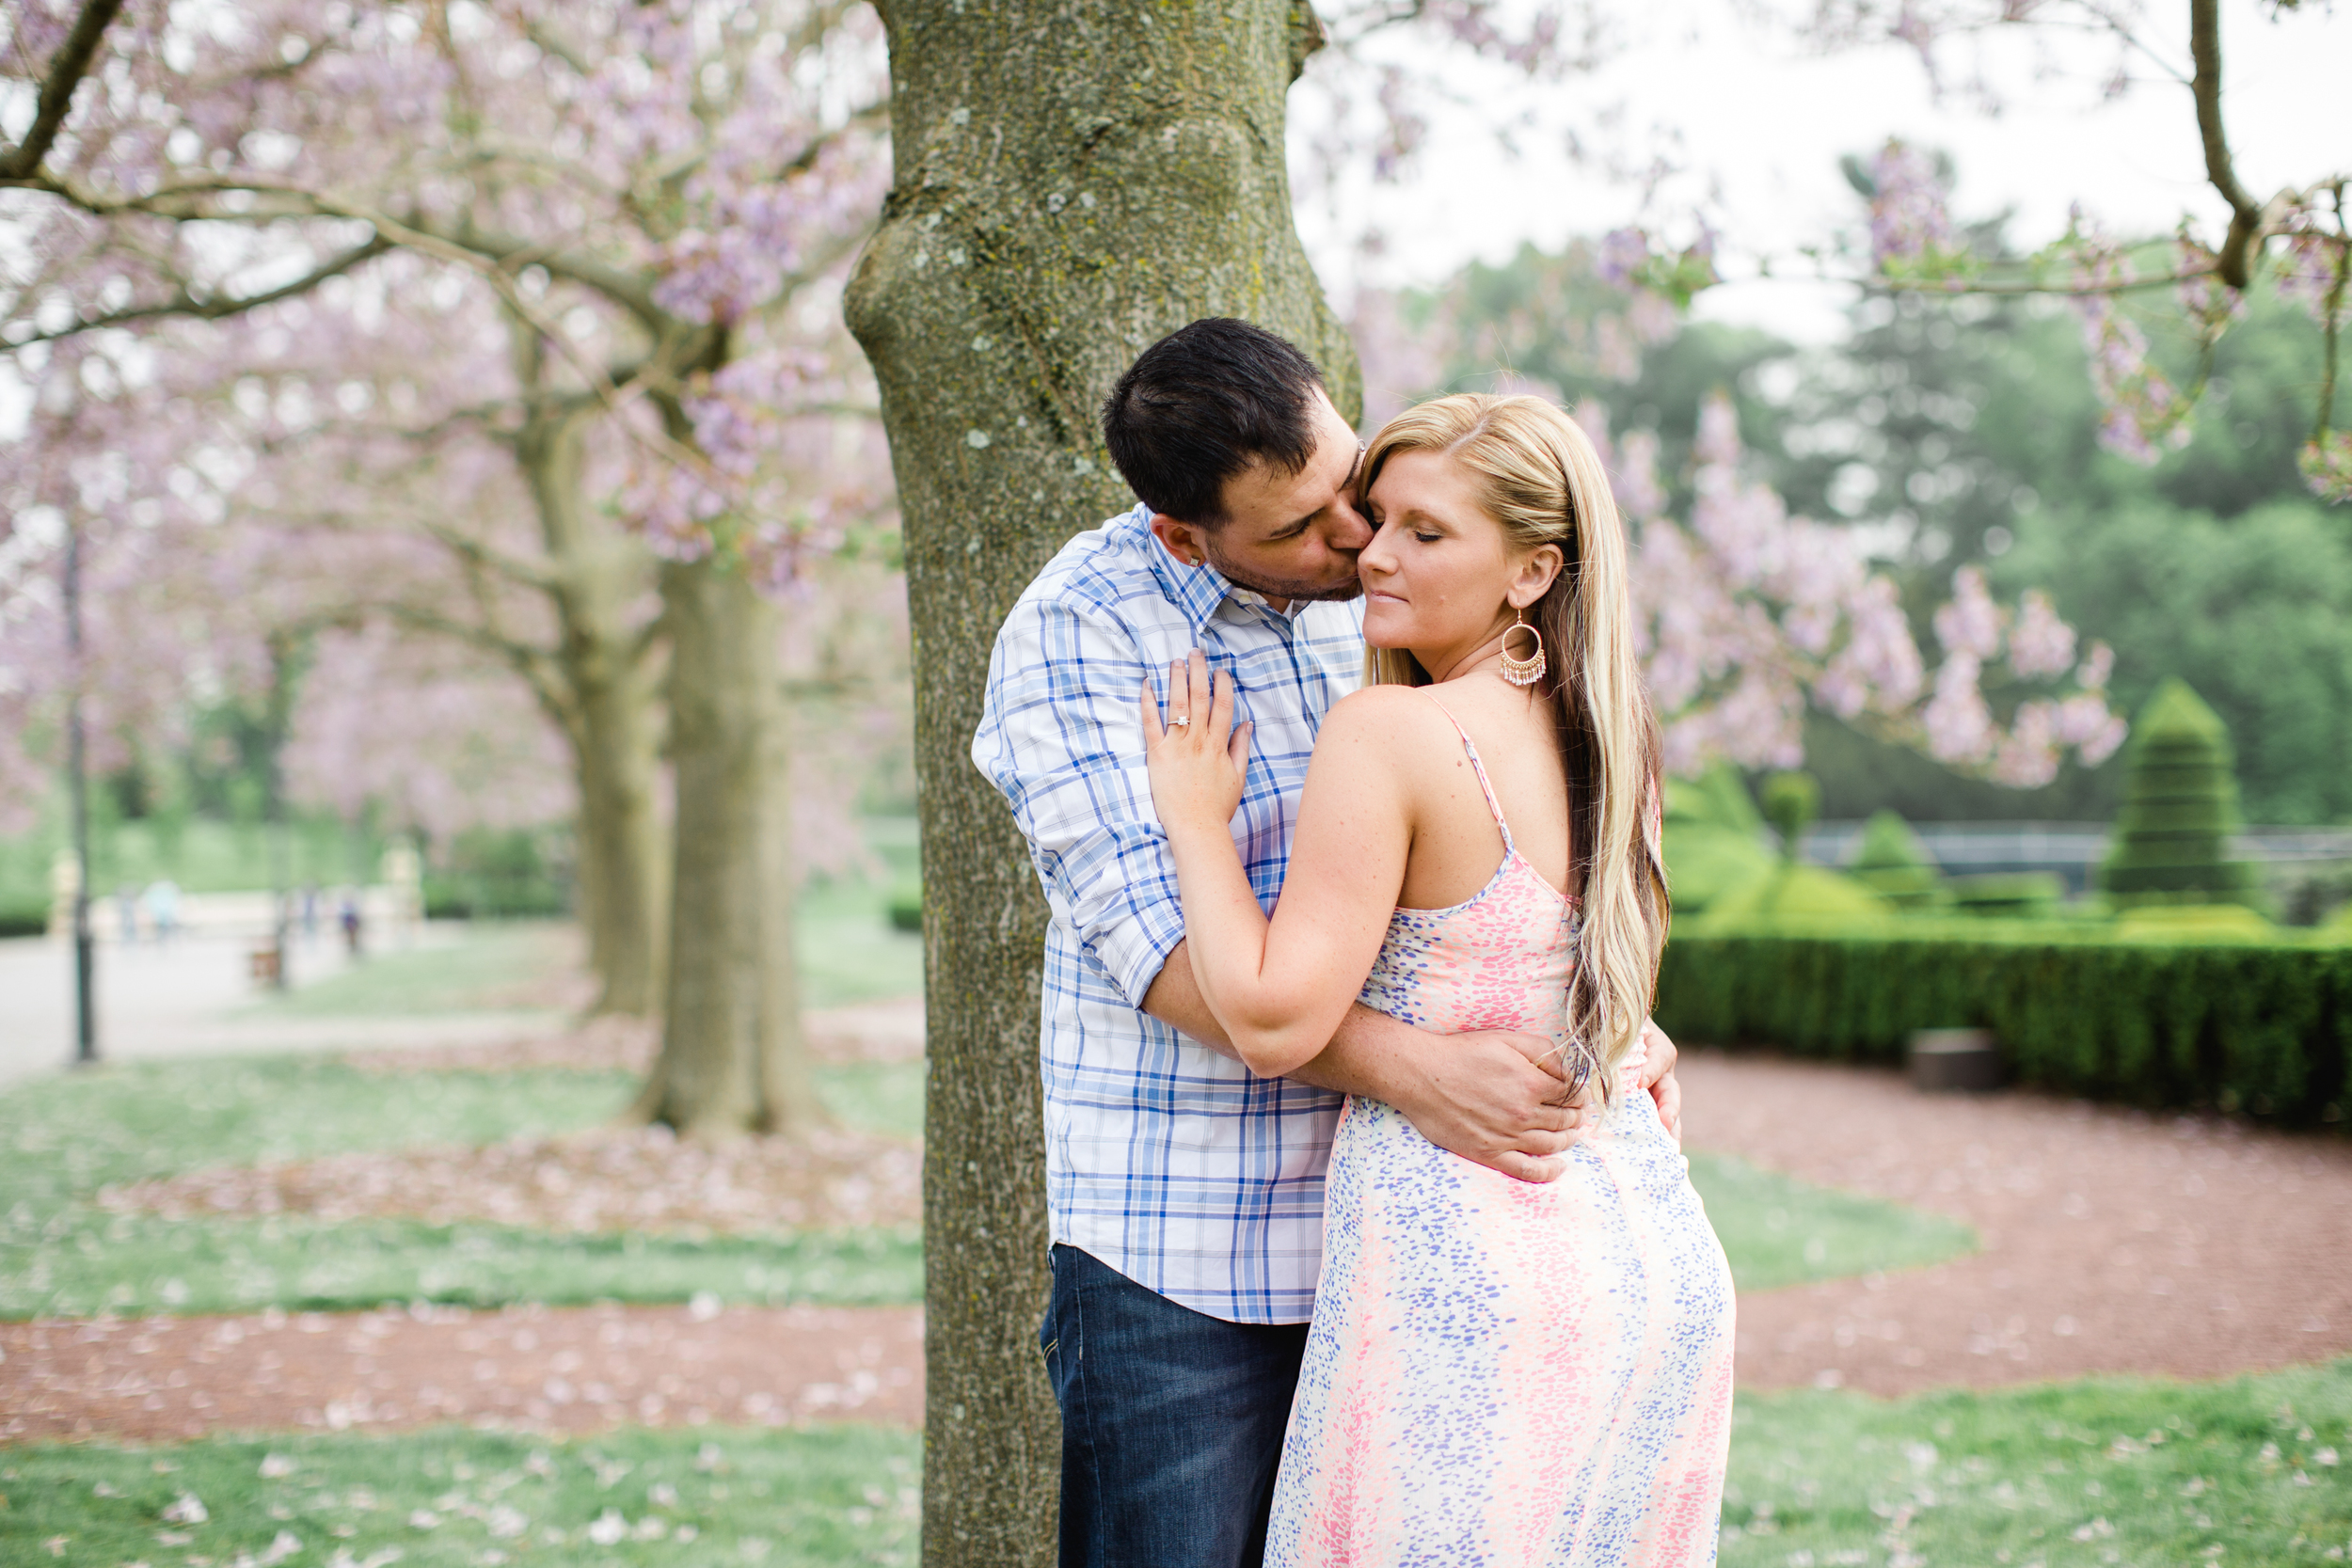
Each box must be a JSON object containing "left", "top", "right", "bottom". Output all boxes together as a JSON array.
[
  {"left": 9, "top": 1033, "right": 2352, "bottom": 1444},
  {"left": 1679, "top": 1048, "right": 2352, "bottom": 1397},
  {"left": 0, "top": 1303, "right": 923, "bottom": 1446}
]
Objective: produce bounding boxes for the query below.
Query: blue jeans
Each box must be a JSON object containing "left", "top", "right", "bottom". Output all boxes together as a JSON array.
[{"left": 1042, "top": 1243, "right": 1311, "bottom": 1568}]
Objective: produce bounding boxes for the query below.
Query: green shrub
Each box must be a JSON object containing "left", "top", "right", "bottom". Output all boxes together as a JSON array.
[
  {"left": 1845, "top": 809, "right": 1945, "bottom": 911},
  {"left": 1654, "top": 923, "right": 2352, "bottom": 1122},
  {"left": 421, "top": 827, "right": 574, "bottom": 920},
  {"left": 1689, "top": 865, "right": 1889, "bottom": 931},
  {"left": 1757, "top": 769, "right": 1820, "bottom": 862},
  {"left": 2101, "top": 678, "right": 2258, "bottom": 907},
  {"left": 885, "top": 882, "right": 924, "bottom": 933},
  {"left": 2114, "top": 902, "right": 2274, "bottom": 939},
  {"left": 1946, "top": 870, "right": 2065, "bottom": 918},
  {"left": 1662, "top": 767, "right": 1778, "bottom": 914}
]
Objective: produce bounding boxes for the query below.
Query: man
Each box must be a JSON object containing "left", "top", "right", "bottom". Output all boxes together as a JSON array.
[{"left": 974, "top": 318, "right": 1682, "bottom": 1568}]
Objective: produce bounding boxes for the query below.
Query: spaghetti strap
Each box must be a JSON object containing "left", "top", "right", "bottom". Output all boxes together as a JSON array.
[{"left": 1421, "top": 690, "right": 1515, "bottom": 854}]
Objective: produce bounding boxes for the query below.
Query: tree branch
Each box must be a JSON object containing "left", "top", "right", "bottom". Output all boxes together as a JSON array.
[
  {"left": 5, "top": 234, "right": 392, "bottom": 347},
  {"left": 412, "top": 512, "right": 562, "bottom": 594},
  {"left": 0, "top": 0, "right": 125, "bottom": 180},
  {"left": 2190, "top": 0, "right": 2263, "bottom": 289}
]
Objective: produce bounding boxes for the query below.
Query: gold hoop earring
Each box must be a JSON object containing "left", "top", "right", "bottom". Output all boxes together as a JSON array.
[{"left": 1499, "top": 609, "right": 1547, "bottom": 688}]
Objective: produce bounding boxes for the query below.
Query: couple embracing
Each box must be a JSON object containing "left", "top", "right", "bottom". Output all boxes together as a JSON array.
[{"left": 975, "top": 318, "right": 1735, "bottom": 1568}]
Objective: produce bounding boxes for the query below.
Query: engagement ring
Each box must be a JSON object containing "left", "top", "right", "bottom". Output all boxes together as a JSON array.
[{"left": 1171, "top": 716, "right": 1190, "bottom": 728}]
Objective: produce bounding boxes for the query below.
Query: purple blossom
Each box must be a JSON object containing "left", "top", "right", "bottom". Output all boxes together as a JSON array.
[
  {"left": 1866, "top": 139, "right": 1953, "bottom": 273},
  {"left": 2067, "top": 224, "right": 2192, "bottom": 462},
  {"left": 1596, "top": 228, "right": 1650, "bottom": 289}
]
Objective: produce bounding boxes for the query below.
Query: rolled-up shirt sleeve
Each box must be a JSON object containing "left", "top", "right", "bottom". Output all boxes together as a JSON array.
[{"left": 973, "top": 592, "right": 1185, "bottom": 1010}]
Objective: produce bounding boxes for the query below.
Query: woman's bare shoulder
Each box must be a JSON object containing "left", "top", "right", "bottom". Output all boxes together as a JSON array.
[
  {"left": 1309, "top": 686, "right": 1460, "bottom": 801},
  {"left": 1319, "top": 683, "right": 1455, "bottom": 744}
]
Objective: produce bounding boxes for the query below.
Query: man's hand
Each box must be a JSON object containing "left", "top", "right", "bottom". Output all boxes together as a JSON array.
[
  {"left": 1142, "top": 943, "right": 1589, "bottom": 1182},
  {"left": 1639, "top": 1019, "right": 1682, "bottom": 1145},
  {"left": 1375, "top": 1026, "right": 1590, "bottom": 1184}
]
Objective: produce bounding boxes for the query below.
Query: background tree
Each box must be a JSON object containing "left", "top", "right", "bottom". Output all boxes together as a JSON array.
[{"left": 2, "top": 0, "right": 894, "bottom": 1130}]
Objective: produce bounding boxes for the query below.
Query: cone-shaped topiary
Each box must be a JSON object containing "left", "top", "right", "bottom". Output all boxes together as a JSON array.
[
  {"left": 1759, "top": 770, "right": 1820, "bottom": 864},
  {"left": 1847, "top": 809, "right": 1947, "bottom": 911},
  {"left": 2100, "top": 678, "right": 2257, "bottom": 906}
]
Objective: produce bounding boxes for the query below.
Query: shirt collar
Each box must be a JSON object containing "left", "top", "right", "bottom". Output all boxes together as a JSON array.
[{"left": 1124, "top": 501, "right": 1256, "bottom": 638}]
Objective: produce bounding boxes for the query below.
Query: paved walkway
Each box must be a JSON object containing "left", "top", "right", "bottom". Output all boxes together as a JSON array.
[{"left": 0, "top": 929, "right": 567, "bottom": 1087}]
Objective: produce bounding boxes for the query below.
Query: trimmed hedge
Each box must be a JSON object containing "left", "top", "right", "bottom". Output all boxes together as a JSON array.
[{"left": 1655, "top": 925, "right": 2352, "bottom": 1124}]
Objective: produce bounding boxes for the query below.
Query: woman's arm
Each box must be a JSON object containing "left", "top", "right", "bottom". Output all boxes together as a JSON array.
[{"left": 1142, "top": 651, "right": 1419, "bottom": 1077}]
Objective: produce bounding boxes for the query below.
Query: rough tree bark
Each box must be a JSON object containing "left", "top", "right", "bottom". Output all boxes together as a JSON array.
[
  {"left": 844, "top": 3, "right": 1359, "bottom": 1560},
  {"left": 627, "top": 553, "right": 820, "bottom": 1137}
]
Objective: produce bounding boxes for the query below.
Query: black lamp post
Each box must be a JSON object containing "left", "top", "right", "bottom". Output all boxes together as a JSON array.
[{"left": 64, "top": 515, "right": 96, "bottom": 1065}]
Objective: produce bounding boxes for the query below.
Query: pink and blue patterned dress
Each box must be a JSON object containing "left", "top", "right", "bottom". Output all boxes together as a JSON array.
[{"left": 1266, "top": 698, "right": 1735, "bottom": 1566}]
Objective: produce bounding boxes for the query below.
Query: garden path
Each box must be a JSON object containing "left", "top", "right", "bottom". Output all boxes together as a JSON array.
[
  {"left": 0, "top": 1303, "right": 921, "bottom": 1446},
  {"left": 0, "top": 927, "right": 570, "bottom": 1088},
  {"left": 8, "top": 1042, "right": 2351, "bottom": 1441},
  {"left": 1683, "top": 1049, "right": 2352, "bottom": 1397}
]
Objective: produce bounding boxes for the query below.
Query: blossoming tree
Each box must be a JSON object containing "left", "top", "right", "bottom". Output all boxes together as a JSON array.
[{"left": 2, "top": 0, "right": 892, "bottom": 1132}]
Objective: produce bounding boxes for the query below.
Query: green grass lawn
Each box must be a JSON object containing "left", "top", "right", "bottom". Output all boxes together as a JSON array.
[
  {"left": 795, "top": 876, "right": 926, "bottom": 1010},
  {"left": 246, "top": 925, "right": 579, "bottom": 1017},
  {"left": 9, "top": 1362, "right": 2347, "bottom": 1566},
  {"left": 0, "top": 1054, "right": 920, "bottom": 1319},
  {"left": 0, "top": 1046, "right": 1964, "bottom": 1320},
  {"left": 1688, "top": 1149, "right": 1978, "bottom": 1292},
  {"left": 1719, "top": 1358, "right": 2352, "bottom": 1565},
  {"left": 0, "top": 1424, "right": 918, "bottom": 1567},
  {"left": 241, "top": 883, "right": 923, "bottom": 1017}
]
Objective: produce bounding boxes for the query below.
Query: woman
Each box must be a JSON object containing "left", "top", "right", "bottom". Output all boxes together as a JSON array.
[{"left": 1142, "top": 394, "right": 1734, "bottom": 1565}]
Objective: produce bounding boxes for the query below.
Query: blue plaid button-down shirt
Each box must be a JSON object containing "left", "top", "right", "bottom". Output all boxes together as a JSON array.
[{"left": 973, "top": 502, "right": 1364, "bottom": 1323}]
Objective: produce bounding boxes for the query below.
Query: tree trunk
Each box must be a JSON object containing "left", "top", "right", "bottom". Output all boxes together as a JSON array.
[
  {"left": 628, "top": 554, "right": 819, "bottom": 1137},
  {"left": 514, "top": 396, "right": 669, "bottom": 1018},
  {"left": 844, "top": 4, "right": 1358, "bottom": 1560}
]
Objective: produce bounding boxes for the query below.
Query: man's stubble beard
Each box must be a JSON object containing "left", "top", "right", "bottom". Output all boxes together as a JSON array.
[{"left": 1203, "top": 544, "right": 1367, "bottom": 605}]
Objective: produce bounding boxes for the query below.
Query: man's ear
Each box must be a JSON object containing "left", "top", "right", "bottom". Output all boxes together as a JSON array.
[
  {"left": 1505, "top": 543, "right": 1565, "bottom": 609},
  {"left": 1150, "top": 513, "right": 1213, "bottom": 570}
]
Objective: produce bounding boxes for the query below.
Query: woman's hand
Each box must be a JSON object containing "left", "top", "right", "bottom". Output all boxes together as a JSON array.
[{"left": 1142, "top": 649, "right": 1254, "bottom": 836}]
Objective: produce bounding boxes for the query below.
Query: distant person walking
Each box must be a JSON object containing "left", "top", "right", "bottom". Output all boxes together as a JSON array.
[
  {"left": 142, "top": 879, "right": 180, "bottom": 945},
  {"left": 339, "top": 895, "right": 363, "bottom": 958}
]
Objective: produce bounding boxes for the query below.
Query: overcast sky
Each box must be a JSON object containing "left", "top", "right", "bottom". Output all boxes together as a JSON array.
[{"left": 1297, "top": 0, "right": 2350, "bottom": 342}]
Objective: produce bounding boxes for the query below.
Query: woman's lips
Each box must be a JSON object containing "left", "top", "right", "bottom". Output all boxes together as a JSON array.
[{"left": 1365, "top": 589, "right": 1406, "bottom": 604}]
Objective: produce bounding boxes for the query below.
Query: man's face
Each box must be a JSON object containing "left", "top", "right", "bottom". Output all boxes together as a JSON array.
[{"left": 1151, "top": 389, "right": 1373, "bottom": 605}]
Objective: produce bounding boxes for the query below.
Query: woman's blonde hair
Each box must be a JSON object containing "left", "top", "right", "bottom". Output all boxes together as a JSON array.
[{"left": 1361, "top": 393, "right": 1669, "bottom": 1099}]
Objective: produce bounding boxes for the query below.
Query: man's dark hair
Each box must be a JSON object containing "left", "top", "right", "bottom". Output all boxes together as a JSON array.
[{"left": 1101, "top": 318, "right": 1327, "bottom": 526}]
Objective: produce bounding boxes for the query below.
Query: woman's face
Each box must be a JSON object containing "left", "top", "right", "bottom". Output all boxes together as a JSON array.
[{"left": 1358, "top": 449, "right": 1525, "bottom": 657}]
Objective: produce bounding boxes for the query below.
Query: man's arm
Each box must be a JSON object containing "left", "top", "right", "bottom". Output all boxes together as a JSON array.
[{"left": 1143, "top": 940, "right": 1683, "bottom": 1177}]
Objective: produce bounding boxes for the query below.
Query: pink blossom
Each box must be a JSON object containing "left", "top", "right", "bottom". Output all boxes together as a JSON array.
[
  {"left": 1866, "top": 139, "right": 1953, "bottom": 272},
  {"left": 2065, "top": 219, "right": 2192, "bottom": 462},
  {"left": 2007, "top": 589, "right": 2075, "bottom": 677},
  {"left": 1931, "top": 565, "right": 2003, "bottom": 659}
]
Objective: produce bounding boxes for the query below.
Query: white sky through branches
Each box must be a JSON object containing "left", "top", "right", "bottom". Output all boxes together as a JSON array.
[{"left": 1296, "top": 0, "right": 2350, "bottom": 342}]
